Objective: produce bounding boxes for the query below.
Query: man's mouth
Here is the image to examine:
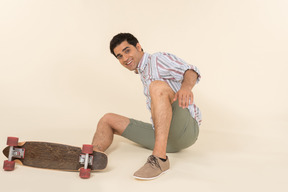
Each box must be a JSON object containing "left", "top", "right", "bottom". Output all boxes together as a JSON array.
[{"left": 126, "top": 60, "right": 133, "bottom": 66}]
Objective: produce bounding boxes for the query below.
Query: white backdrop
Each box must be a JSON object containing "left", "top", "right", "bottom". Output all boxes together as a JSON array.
[{"left": 0, "top": 1, "right": 287, "bottom": 192}]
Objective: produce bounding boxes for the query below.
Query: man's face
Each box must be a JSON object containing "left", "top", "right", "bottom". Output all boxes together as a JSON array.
[{"left": 113, "top": 40, "right": 144, "bottom": 72}]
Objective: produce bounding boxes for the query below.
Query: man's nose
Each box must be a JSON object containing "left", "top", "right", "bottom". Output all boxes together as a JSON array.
[{"left": 123, "top": 54, "right": 128, "bottom": 61}]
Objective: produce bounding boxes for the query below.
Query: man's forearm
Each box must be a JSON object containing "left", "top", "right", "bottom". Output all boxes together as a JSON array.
[{"left": 181, "top": 69, "right": 198, "bottom": 90}]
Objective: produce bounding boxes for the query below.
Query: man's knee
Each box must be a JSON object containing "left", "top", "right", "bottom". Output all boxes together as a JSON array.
[
  {"left": 149, "top": 81, "right": 174, "bottom": 100},
  {"left": 98, "top": 113, "right": 130, "bottom": 135},
  {"left": 99, "top": 113, "right": 114, "bottom": 123}
]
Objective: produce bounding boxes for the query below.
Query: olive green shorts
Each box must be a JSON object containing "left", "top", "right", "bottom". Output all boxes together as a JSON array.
[{"left": 121, "top": 100, "right": 199, "bottom": 153}]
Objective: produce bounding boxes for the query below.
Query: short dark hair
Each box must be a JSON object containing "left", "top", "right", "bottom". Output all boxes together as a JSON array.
[{"left": 109, "top": 33, "right": 142, "bottom": 57}]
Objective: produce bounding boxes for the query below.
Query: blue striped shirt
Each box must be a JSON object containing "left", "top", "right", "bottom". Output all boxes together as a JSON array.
[{"left": 137, "top": 52, "right": 202, "bottom": 126}]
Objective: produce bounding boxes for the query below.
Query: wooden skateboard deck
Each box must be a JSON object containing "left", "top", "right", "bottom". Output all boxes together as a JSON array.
[{"left": 2, "top": 141, "right": 108, "bottom": 171}]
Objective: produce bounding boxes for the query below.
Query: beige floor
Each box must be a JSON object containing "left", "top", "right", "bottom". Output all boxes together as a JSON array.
[{"left": 1, "top": 116, "right": 287, "bottom": 192}]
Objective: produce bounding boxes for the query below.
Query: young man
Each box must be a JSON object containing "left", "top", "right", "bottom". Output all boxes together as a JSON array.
[{"left": 92, "top": 33, "right": 201, "bottom": 180}]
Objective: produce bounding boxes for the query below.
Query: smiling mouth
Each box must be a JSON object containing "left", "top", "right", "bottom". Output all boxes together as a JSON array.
[{"left": 126, "top": 60, "right": 133, "bottom": 66}]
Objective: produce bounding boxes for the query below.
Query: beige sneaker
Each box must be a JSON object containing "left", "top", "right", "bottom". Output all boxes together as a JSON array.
[{"left": 133, "top": 155, "right": 170, "bottom": 180}]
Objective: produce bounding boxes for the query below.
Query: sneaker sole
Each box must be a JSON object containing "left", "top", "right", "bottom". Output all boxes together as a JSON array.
[{"left": 133, "top": 170, "right": 169, "bottom": 180}]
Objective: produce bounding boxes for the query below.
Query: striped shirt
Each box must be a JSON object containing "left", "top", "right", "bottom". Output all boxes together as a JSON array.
[{"left": 137, "top": 52, "right": 202, "bottom": 126}]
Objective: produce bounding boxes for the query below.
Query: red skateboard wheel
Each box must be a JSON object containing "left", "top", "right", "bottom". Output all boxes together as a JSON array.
[
  {"left": 7, "top": 137, "right": 19, "bottom": 146},
  {"left": 82, "top": 144, "right": 93, "bottom": 154},
  {"left": 3, "top": 160, "right": 15, "bottom": 171},
  {"left": 79, "top": 168, "right": 91, "bottom": 179}
]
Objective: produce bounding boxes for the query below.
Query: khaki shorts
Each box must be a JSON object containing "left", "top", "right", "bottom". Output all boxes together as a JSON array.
[{"left": 121, "top": 100, "right": 199, "bottom": 153}]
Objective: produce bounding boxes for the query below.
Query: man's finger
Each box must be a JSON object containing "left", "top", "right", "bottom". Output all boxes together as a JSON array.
[
  {"left": 189, "top": 93, "right": 194, "bottom": 105},
  {"left": 173, "top": 93, "right": 178, "bottom": 102},
  {"left": 185, "top": 97, "right": 189, "bottom": 108},
  {"left": 181, "top": 96, "right": 187, "bottom": 108},
  {"left": 179, "top": 95, "right": 185, "bottom": 108}
]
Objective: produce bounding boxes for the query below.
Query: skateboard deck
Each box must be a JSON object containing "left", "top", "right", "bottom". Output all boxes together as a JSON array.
[{"left": 3, "top": 141, "right": 108, "bottom": 172}]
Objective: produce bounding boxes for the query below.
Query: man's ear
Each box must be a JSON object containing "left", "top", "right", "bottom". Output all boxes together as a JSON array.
[{"left": 136, "top": 43, "right": 142, "bottom": 52}]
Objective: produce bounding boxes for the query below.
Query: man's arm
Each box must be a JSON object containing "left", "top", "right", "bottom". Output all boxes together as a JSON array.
[{"left": 173, "top": 69, "right": 199, "bottom": 108}]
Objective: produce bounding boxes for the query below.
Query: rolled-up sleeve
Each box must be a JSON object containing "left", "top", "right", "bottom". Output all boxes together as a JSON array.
[{"left": 156, "top": 53, "right": 201, "bottom": 83}]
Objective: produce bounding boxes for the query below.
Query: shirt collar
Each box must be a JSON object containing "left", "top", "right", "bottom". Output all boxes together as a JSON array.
[{"left": 137, "top": 52, "right": 150, "bottom": 73}]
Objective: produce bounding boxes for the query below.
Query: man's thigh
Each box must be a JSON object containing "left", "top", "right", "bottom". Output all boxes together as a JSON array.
[{"left": 121, "top": 119, "right": 155, "bottom": 150}]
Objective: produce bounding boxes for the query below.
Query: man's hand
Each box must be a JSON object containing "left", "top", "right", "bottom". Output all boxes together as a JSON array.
[
  {"left": 173, "top": 69, "right": 198, "bottom": 108},
  {"left": 173, "top": 86, "right": 194, "bottom": 108}
]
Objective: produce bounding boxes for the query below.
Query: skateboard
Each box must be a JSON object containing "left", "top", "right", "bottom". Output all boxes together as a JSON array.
[{"left": 2, "top": 137, "right": 108, "bottom": 179}]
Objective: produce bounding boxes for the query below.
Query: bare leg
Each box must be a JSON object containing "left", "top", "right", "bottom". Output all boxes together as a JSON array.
[
  {"left": 149, "top": 81, "right": 175, "bottom": 159},
  {"left": 92, "top": 113, "right": 130, "bottom": 152}
]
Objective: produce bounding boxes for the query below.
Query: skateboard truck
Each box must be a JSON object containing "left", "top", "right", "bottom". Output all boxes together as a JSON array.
[
  {"left": 3, "top": 137, "right": 24, "bottom": 171},
  {"left": 79, "top": 154, "right": 93, "bottom": 165},
  {"left": 79, "top": 144, "right": 93, "bottom": 179}
]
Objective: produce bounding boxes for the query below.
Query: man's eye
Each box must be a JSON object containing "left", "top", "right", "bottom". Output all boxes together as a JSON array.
[
  {"left": 117, "top": 55, "right": 122, "bottom": 59},
  {"left": 125, "top": 49, "right": 130, "bottom": 54}
]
